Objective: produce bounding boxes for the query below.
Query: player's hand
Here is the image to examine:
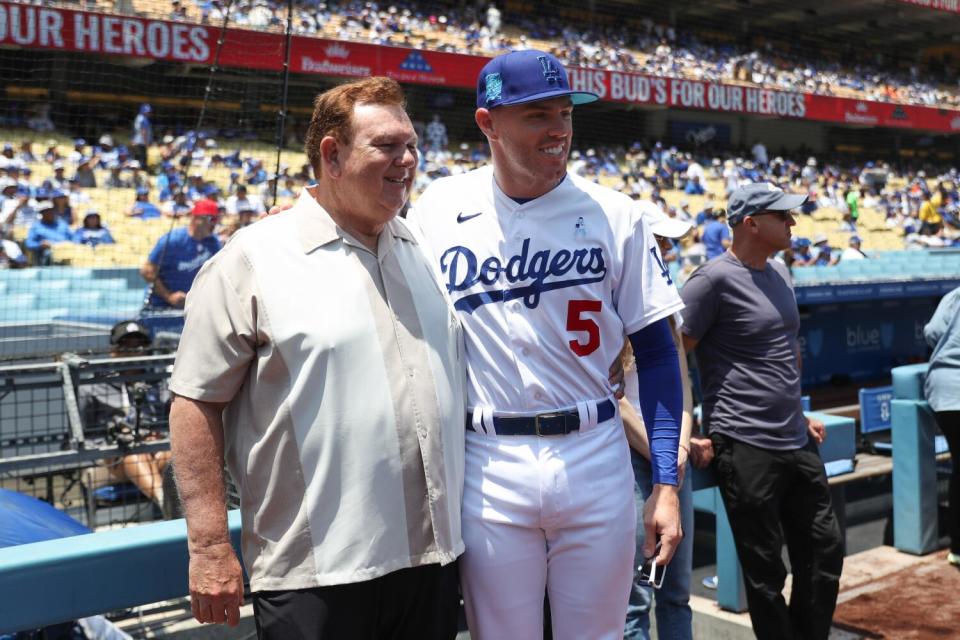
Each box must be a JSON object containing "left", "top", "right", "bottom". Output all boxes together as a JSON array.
[
  {"left": 807, "top": 416, "right": 826, "bottom": 445},
  {"left": 266, "top": 203, "right": 294, "bottom": 217},
  {"left": 167, "top": 291, "right": 188, "bottom": 308},
  {"left": 688, "top": 436, "right": 714, "bottom": 469},
  {"left": 608, "top": 357, "right": 625, "bottom": 399},
  {"left": 188, "top": 542, "right": 244, "bottom": 626},
  {"left": 643, "top": 483, "right": 682, "bottom": 566}
]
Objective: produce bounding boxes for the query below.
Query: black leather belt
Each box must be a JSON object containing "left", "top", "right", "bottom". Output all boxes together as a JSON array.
[{"left": 466, "top": 399, "right": 616, "bottom": 436}]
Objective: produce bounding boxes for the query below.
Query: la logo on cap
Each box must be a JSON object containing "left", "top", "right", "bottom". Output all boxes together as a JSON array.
[{"left": 538, "top": 56, "right": 560, "bottom": 83}]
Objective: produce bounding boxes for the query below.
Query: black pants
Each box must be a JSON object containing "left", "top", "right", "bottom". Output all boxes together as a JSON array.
[
  {"left": 935, "top": 410, "right": 960, "bottom": 554},
  {"left": 252, "top": 562, "right": 459, "bottom": 640},
  {"left": 712, "top": 433, "right": 844, "bottom": 640}
]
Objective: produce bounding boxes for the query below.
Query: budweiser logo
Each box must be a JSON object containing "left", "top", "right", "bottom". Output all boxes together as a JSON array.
[{"left": 324, "top": 44, "right": 350, "bottom": 59}]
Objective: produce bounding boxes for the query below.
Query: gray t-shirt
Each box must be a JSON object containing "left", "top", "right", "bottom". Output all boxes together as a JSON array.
[{"left": 680, "top": 252, "right": 807, "bottom": 450}]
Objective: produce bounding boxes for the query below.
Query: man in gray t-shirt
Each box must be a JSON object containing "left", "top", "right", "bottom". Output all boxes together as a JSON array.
[
  {"left": 680, "top": 183, "right": 843, "bottom": 640},
  {"left": 681, "top": 251, "right": 807, "bottom": 449}
]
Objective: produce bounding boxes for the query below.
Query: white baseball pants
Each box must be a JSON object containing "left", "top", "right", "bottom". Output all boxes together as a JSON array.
[{"left": 460, "top": 416, "right": 636, "bottom": 639}]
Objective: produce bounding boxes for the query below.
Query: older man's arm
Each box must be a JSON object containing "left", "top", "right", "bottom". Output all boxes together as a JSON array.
[{"left": 170, "top": 395, "right": 243, "bottom": 627}]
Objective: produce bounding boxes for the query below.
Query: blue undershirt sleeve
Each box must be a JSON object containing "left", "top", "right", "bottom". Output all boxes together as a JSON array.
[{"left": 628, "top": 318, "right": 682, "bottom": 486}]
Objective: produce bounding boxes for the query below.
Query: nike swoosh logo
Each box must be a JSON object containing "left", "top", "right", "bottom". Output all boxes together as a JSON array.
[{"left": 456, "top": 211, "right": 482, "bottom": 223}]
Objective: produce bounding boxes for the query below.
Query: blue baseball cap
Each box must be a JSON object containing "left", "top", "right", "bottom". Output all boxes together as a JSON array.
[
  {"left": 727, "top": 182, "right": 807, "bottom": 226},
  {"left": 476, "top": 50, "right": 598, "bottom": 109}
]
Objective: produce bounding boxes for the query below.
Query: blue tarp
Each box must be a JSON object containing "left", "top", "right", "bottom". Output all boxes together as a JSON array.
[{"left": 0, "top": 489, "right": 90, "bottom": 549}]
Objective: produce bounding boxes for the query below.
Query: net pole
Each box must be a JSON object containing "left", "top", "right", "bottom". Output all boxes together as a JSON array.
[
  {"left": 141, "top": 2, "right": 235, "bottom": 313},
  {"left": 272, "top": 0, "right": 296, "bottom": 208}
]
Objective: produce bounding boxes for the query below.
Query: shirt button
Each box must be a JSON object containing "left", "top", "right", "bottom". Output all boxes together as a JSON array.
[
  {"left": 521, "top": 347, "right": 530, "bottom": 356},
  {"left": 535, "top": 391, "right": 544, "bottom": 400}
]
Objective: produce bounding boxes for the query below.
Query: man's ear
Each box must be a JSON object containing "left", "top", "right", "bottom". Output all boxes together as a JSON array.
[
  {"left": 319, "top": 136, "right": 342, "bottom": 178},
  {"left": 475, "top": 108, "right": 496, "bottom": 141}
]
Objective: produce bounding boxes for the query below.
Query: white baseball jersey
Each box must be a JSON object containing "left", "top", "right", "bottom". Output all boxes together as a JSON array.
[{"left": 408, "top": 165, "right": 683, "bottom": 414}]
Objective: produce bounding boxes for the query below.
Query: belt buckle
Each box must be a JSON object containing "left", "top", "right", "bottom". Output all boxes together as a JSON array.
[{"left": 534, "top": 412, "right": 566, "bottom": 437}]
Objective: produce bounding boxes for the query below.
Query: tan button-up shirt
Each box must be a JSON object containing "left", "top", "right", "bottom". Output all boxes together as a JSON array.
[{"left": 170, "top": 189, "right": 466, "bottom": 591}]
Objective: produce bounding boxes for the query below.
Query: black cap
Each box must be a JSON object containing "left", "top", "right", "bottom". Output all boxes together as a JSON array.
[{"left": 110, "top": 320, "right": 151, "bottom": 346}]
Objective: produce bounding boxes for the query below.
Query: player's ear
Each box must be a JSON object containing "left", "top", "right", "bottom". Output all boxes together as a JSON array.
[
  {"left": 475, "top": 108, "right": 496, "bottom": 140},
  {"left": 319, "top": 136, "right": 342, "bottom": 178}
]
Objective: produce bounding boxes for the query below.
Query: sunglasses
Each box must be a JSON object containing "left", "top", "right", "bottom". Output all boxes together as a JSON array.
[{"left": 749, "top": 210, "right": 795, "bottom": 222}]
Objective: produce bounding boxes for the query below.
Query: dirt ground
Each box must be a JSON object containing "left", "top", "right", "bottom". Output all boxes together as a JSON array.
[{"left": 834, "top": 551, "right": 960, "bottom": 639}]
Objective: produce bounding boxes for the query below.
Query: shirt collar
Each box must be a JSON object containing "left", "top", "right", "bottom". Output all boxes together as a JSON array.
[{"left": 297, "top": 186, "right": 417, "bottom": 255}]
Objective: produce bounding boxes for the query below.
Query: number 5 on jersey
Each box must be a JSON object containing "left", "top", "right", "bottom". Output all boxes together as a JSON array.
[{"left": 567, "top": 299, "right": 602, "bottom": 356}]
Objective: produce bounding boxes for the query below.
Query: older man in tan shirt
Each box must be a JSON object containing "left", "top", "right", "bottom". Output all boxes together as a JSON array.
[{"left": 169, "top": 77, "right": 466, "bottom": 639}]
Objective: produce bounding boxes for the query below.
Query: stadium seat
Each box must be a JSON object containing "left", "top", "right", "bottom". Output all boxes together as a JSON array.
[
  {"left": 38, "top": 267, "right": 95, "bottom": 281},
  {"left": 35, "top": 291, "right": 102, "bottom": 309},
  {"left": 816, "top": 265, "right": 840, "bottom": 281},
  {"left": 3, "top": 279, "right": 71, "bottom": 294},
  {"left": 70, "top": 278, "right": 132, "bottom": 292},
  {"left": 0, "top": 308, "right": 70, "bottom": 324},
  {"left": 860, "top": 261, "right": 888, "bottom": 278},
  {"left": 791, "top": 268, "right": 820, "bottom": 283},
  {"left": 0, "top": 269, "right": 39, "bottom": 282},
  {"left": 3, "top": 293, "right": 37, "bottom": 310},
  {"left": 109, "top": 290, "right": 149, "bottom": 308},
  {"left": 837, "top": 262, "right": 866, "bottom": 279}
]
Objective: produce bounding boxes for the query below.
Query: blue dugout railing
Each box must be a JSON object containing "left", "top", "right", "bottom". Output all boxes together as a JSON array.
[
  {"left": 0, "top": 512, "right": 242, "bottom": 634},
  {"left": 891, "top": 363, "right": 946, "bottom": 556}
]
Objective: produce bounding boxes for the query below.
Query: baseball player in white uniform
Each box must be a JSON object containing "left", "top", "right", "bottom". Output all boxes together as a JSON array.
[{"left": 407, "top": 50, "right": 685, "bottom": 639}]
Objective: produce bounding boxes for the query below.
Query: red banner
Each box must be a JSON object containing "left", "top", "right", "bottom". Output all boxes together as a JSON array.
[
  {"left": 896, "top": 0, "right": 960, "bottom": 14},
  {"left": 2, "top": 1, "right": 959, "bottom": 134}
]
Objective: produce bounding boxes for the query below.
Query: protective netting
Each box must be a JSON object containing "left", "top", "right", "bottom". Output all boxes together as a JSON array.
[
  {"left": 0, "top": 0, "right": 959, "bottom": 535},
  {"left": 0, "top": 1, "right": 957, "bottom": 356}
]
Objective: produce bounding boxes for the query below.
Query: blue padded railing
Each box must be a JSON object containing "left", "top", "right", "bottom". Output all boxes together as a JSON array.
[
  {"left": 890, "top": 363, "right": 945, "bottom": 555},
  {"left": 0, "top": 511, "right": 243, "bottom": 634}
]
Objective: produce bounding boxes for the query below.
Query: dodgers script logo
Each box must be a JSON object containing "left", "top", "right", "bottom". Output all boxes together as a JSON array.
[{"left": 440, "top": 239, "right": 607, "bottom": 313}]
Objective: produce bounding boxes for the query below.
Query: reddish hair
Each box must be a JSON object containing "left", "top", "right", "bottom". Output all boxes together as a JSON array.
[{"left": 304, "top": 76, "right": 407, "bottom": 178}]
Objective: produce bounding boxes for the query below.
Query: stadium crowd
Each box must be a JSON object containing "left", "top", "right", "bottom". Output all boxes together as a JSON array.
[
  {"left": 2, "top": 117, "right": 960, "bottom": 275},
  {"left": 152, "top": 0, "right": 960, "bottom": 109}
]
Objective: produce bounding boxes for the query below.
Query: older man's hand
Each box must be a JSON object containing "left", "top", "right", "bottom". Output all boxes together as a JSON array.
[{"left": 188, "top": 542, "right": 244, "bottom": 626}]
